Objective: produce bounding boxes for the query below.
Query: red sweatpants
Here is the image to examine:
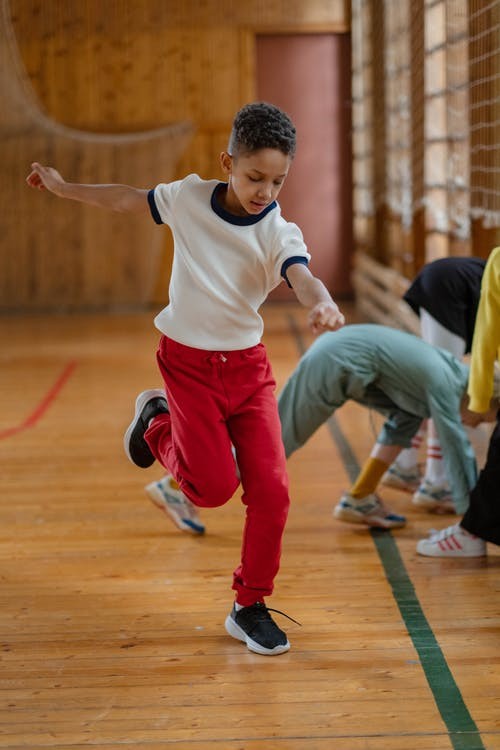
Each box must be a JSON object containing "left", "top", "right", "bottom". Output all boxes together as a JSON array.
[{"left": 145, "top": 335, "right": 290, "bottom": 606}]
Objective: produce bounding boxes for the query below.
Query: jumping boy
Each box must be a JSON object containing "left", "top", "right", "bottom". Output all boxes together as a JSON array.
[{"left": 27, "top": 102, "right": 345, "bottom": 655}]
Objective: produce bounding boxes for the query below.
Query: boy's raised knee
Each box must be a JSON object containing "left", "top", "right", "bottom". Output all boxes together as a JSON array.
[{"left": 189, "top": 475, "right": 240, "bottom": 508}]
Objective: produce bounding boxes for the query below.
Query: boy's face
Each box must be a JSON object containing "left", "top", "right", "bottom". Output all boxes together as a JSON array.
[{"left": 219, "top": 148, "right": 292, "bottom": 217}]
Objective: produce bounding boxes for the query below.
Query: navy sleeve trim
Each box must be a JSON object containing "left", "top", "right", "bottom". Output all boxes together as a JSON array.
[
  {"left": 148, "top": 189, "right": 163, "bottom": 224},
  {"left": 281, "top": 256, "right": 309, "bottom": 288}
]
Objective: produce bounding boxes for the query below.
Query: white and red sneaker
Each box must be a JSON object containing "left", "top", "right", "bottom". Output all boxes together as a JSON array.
[{"left": 416, "top": 523, "right": 486, "bottom": 557}]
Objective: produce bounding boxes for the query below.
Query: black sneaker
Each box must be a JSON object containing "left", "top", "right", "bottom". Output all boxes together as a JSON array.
[
  {"left": 225, "top": 602, "right": 295, "bottom": 655},
  {"left": 123, "top": 389, "right": 168, "bottom": 468}
]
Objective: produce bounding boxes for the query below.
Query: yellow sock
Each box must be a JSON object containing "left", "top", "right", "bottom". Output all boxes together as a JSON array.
[
  {"left": 350, "top": 457, "right": 389, "bottom": 498},
  {"left": 168, "top": 476, "right": 180, "bottom": 491}
]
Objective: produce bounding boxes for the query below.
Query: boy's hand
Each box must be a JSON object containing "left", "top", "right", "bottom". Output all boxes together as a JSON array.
[
  {"left": 26, "top": 163, "right": 65, "bottom": 196},
  {"left": 308, "top": 301, "right": 345, "bottom": 334}
]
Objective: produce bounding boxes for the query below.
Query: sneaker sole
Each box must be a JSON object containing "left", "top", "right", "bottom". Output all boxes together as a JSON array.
[
  {"left": 145, "top": 482, "right": 205, "bottom": 535},
  {"left": 333, "top": 505, "right": 406, "bottom": 530},
  {"left": 123, "top": 390, "right": 166, "bottom": 468},
  {"left": 224, "top": 615, "right": 290, "bottom": 656}
]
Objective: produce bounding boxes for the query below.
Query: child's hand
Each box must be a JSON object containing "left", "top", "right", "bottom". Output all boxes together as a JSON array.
[
  {"left": 26, "top": 163, "right": 65, "bottom": 196},
  {"left": 461, "top": 407, "right": 486, "bottom": 427},
  {"left": 308, "top": 301, "right": 345, "bottom": 334},
  {"left": 461, "top": 404, "right": 497, "bottom": 427}
]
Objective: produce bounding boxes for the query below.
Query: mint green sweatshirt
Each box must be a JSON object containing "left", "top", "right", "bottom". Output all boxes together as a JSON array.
[{"left": 278, "top": 324, "right": 477, "bottom": 513}]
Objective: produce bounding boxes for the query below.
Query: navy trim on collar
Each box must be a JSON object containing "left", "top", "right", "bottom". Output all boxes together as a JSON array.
[
  {"left": 148, "top": 189, "right": 163, "bottom": 224},
  {"left": 211, "top": 183, "right": 277, "bottom": 225}
]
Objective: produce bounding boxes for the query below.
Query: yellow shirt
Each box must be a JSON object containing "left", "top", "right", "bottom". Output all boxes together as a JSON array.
[{"left": 468, "top": 246, "right": 500, "bottom": 412}]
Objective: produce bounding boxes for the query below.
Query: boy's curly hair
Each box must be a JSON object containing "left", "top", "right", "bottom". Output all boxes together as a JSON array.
[{"left": 228, "top": 102, "right": 296, "bottom": 158}]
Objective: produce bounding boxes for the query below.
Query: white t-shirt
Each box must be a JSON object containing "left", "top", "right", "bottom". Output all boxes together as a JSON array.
[{"left": 148, "top": 174, "right": 310, "bottom": 350}]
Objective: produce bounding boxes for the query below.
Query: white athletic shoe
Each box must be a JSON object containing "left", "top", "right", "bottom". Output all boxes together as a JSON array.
[
  {"left": 381, "top": 464, "right": 421, "bottom": 493},
  {"left": 145, "top": 475, "right": 205, "bottom": 535},
  {"left": 416, "top": 523, "right": 486, "bottom": 557},
  {"left": 333, "top": 491, "right": 406, "bottom": 530},
  {"left": 412, "top": 479, "right": 455, "bottom": 513}
]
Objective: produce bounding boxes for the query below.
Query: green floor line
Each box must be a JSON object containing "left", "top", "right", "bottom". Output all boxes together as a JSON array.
[
  {"left": 286, "top": 314, "right": 485, "bottom": 750},
  {"left": 371, "top": 532, "right": 485, "bottom": 750}
]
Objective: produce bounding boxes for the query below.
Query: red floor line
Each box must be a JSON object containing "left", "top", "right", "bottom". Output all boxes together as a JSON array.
[{"left": 0, "top": 360, "right": 78, "bottom": 440}]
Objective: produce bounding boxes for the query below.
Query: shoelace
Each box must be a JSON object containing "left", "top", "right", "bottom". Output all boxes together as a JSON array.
[{"left": 256, "top": 604, "right": 302, "bottom": 627}]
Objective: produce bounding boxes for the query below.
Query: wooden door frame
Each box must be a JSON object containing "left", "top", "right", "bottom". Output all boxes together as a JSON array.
[{"left": 239, "top": 23, "right": 351, "bottom": 103}]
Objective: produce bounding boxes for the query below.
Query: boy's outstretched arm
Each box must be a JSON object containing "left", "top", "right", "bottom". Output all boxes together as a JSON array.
[
  {"left": 286, "top": 263, "right": 345, "bottom": 334},
  {"left": 26, "top": 162, "right": 149, "bottom": 214}
]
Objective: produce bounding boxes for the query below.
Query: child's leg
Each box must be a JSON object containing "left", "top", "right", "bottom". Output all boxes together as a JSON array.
[
  {"left": 393, "top": 425, "right": 425, "bottom": 471},
  {"left": 382, "top": 426, "right": 424, "bottom": 491},
  {"left": 146, "top": 339, "right": 291, "bottom": 655},
  {"left": 461, "top": 414, "right": 500, "bottom": 544},
  {"left": 145, "top": 410, "right": 238, "bottom": 507},
  {"left": 350, "top": 443, "right": 403, "bottom": 497},
  {"left": 227, "top": 349, "right": 290, "bottom": 607},
  {"left": 145, "top": 336, "right": 240, "bottom": 507},
  {"left": 147, "top": 338, "right": 289, "bottom": 594},
  {"left": 334, "top": 441, "right": 407, "bottom": 530},
  {"left": 419, "top": 309, "right": 466, "bottom": 490},
  {"left": 389, "top": 311, "right": 467, "bottom": 487},
  {"left": 422, "top": 420, "right": 448, "bottom": 485}
]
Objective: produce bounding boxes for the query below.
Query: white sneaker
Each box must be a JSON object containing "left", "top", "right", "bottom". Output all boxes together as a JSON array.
[
  {"left": 412, "top": 479, "right": 455, "bottom": 513},
  {"left": 145, "top": 476, "right": 205, "bottom": 535},
  {"left": 381, "top": 464, "right": 421, "bottom": 493},
  {"left": 417, "top": 523, "right": 486, "bottom": 557},
  {"left": 333, "top": 491, "right": 406, "bottom": 530}
]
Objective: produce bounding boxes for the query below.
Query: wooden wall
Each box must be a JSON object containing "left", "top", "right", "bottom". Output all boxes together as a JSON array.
[
  {"left": 2, "top": 0, "right": 350, "bottom": 312},
  {"left": 11, "top": 0, "right": 350, "bottom": 177}
]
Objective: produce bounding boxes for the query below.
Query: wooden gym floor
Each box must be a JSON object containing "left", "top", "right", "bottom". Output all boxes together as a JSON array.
[{"left": 1, "top": 303, "right": 499, "bottom": 750}]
